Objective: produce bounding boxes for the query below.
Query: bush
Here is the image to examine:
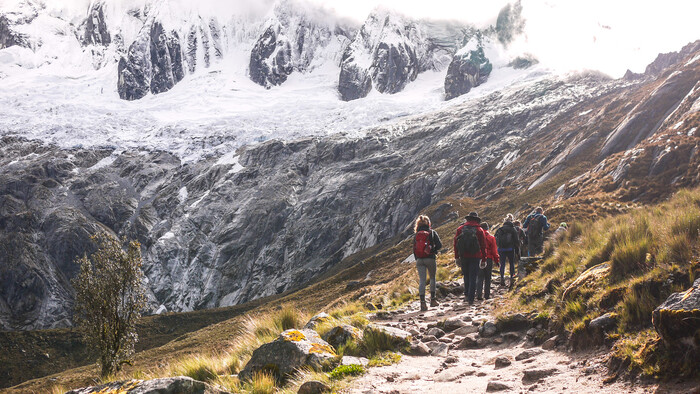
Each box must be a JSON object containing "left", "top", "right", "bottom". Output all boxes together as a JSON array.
[
  {"left": 328, "top": 364, "right": 365, "bottom": 380},
  {"left": 72, "top": 232, "right": 146, "bottom": 377}
]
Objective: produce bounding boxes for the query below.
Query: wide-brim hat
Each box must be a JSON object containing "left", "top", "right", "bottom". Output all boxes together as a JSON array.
[{"left": 465, "top": 212, "right": 481, "bottom": 223}]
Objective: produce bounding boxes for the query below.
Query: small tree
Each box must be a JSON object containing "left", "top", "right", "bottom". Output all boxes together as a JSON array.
[{"left": 72, "top": 232, "right": 146, "bottom": 377}]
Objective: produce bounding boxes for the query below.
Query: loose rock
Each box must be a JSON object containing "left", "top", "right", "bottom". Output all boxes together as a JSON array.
[
  {"left": 66, "top": 377, "right": 227, "bottom": 394},
  {"left": 297, "top": 380, "right": 331, "bottom": 394},
  {"left": 486, "top": 381, "right": 512, "bottom": 392},
  {"left": 515, "top": 349, "right": 544, "bottom": 361}
]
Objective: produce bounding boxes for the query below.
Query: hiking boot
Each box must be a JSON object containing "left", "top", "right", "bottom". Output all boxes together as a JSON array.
[
  {"left": 430, "top": 292, "right": 439, "bottom": 307},
  {"left": 476, "top": 296, "right": 483, "bottom": 301},
  {"left": 420, "top": 294, "right": 428, "bottom": 311}
]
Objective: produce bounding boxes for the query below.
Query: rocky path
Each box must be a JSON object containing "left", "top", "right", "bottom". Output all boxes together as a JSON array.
[{"left": 346, "top": 284, "right": 688, "bottom": 394}]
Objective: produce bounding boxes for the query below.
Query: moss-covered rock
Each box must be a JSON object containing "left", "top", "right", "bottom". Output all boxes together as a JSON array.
[
  {"left": 562, "top": 263, "right": 610, "bottom": 301},
  {"left": 304, "top": 312, "right": 331, "bottom": 330},
  {"left": 239, "top": 329, "right": 338, "bottom": 382},
  {"left": 652, "top": 278, "right": 700, "bottom": 351},
  {"left": 322, "top": 324, "right": 363, "bottom": 350}
]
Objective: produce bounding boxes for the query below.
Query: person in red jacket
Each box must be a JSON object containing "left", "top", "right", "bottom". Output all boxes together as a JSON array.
[
  {"left": 454, "top": 212, "right": 487, "bottom": 305},
  {"left": 477, "top": 222, "right": 499, "bottom": 300}
]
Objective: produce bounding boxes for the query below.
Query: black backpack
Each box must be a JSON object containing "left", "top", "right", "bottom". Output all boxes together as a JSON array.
[
  {"left": 457, "top": 226, "right": 480, "bottom": 256},
  {"left": 495, "top": 227, "right": 515, "bottom": 249},
  {"left": 527, "top": 215, "right": 543, "bottom": 237}
]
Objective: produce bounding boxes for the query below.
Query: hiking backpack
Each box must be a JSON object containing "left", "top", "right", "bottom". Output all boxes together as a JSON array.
[
  {"left": 527, "top": 215, "right": 543, "bottom": 237},
  {"left": 496, "top": 227, "right": 515, "bottom": 249},
  {"left": 456, "top": 226, "right": 480, "bottom": 256},
  {"left": 414, "top": 230, "right": 433, "bottom": 258}
]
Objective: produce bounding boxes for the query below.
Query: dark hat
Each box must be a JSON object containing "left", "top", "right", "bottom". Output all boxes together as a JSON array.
[
  {"left": 465, "top": 211, "right": 481, "bottom": 223},
  {"left": 480, "top": 222, "right": 489, "bottom": 230}
]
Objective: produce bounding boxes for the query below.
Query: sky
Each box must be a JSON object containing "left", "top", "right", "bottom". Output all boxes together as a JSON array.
[{"left": 2, "top": 0, "right": 699, "bottom": 77}]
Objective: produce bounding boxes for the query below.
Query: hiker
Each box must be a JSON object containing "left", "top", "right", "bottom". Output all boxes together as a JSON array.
[
  {"left": 495, "top": 214, "right": 520, "bottom": 288},
  {"left": 454, "top": 212, "right": 487, "bottom": 305},
  {"left": 523, "top": 207, "right": 550, "bottom": 256},
  {"left": 513, "top": 220, "right": 527, "bottom": 261},
  {"left": 413, "top": 215, "right": 443, "bottom": 311},
  {"left": 554, "top": 222, "right": 568, "bottom": 238},
  {"left": 476, "top": 222, "right": 499, "bottom": 300}
]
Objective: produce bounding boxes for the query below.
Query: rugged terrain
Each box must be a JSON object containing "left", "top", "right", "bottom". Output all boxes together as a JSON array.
[{"left": 2, "top": 38, "right": 700, "bottom": 334}]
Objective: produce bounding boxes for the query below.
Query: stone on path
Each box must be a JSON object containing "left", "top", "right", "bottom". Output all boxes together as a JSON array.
[
  {"left": 443, "top": 317, "right": 468, "bottom": 332},
  {"left": 479, "top": 321, "right": 498, "bottom": 338},
  {"left": 494, "top": 356, "right": 512, "bottom": 369},
  {"left": 453, "top": 325, "right": 479, "bottom": 336},
  {"left": 322, "top": 324, "right": 363, "bottom": 350},
  {"left": 427, "top": 327, "right": 446, "bottom": 338},
  {"left": 421, "top": 335, "right": 439, "bottom": 343},
  {"left": 523, "top": 368, "right": 559, "bottom": 382},
  {"left": 425, "top": 341, "right": 449, "bottom": 357},
  {"left": 486, "top": 380, "right": 513, "bottom": 392},
  {"left": 458, "top": 333, "right": 480, "bottom": 349},
  {"left": 541, "top": 335, "right": 558, "bottom": 350},
  {"left": 515, "top": 348, "right": 544, "bottom": 361},
  {"left": 341, "top": 356, "right": 369, "bottom": 366},
  {"left": 409, "top": 341, "right": 431, "bottom": 356},
  {"left": 298, "top": 380, "right": 331, "bottom": 394}
]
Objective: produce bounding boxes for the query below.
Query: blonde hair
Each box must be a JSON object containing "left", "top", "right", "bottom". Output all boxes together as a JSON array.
[
  {"left": 414, "top": 215, "right": 431, "bottom": 233},
  {"left": 504, "top": 213, "right": 514, "bottom": 223}
]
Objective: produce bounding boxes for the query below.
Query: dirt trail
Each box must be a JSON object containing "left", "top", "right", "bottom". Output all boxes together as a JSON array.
[{"left": 346, "top": 284, "right": 696, "bottom": 394}]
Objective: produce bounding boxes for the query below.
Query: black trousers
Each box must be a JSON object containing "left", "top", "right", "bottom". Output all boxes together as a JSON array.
[{"left": 476, "top": 258, "right": 493, "bottom": 299}]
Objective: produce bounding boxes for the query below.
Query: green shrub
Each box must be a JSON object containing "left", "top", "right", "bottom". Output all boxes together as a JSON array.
[
  {"left": 367, "top": 351, "right": 401, "bottom": 367},
  {"left": 328, "top": 364, "right": 365, "bottom": 380}
]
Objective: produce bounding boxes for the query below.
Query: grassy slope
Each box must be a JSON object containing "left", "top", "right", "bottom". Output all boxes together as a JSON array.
[{"left": 497, "top": 187, "right": 700, "bottom": 378}]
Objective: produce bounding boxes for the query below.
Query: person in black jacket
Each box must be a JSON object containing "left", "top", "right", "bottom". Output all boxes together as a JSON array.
[
  {"left": 495, "top": 214, "right": 520, "bottom": 288},
  {"left": 413, "top": 215, "right": 443, "bottom": 311}
]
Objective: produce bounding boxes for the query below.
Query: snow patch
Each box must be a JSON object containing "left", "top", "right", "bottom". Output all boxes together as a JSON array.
[
  {"left": 155, "top": 304, "right": 168, "bottom": 314},
  {"left": 178, "top": 187, "right": 188, "bottom": 203},
  {"left": 190, "top": 190, "right": 210, "bottom": 208},
  {"left": 578, "top": 109, "right": 592, "bottom": 116},
  {"left": 689, "top": 127, "right": 696, "bottom": 136},
  {"left": 673, "top": 120, "right": 684, "bottom": 130},
  {"left": 496, "top": 150, "right": 519, "bottom": 170}
]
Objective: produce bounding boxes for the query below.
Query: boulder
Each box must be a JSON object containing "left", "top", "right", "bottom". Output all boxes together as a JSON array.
[
  {"left": 297, "top": 380, "right": 331, "bottom": 394},
  {"left": 562, "top": 263, "right": 610, "bottom": 302},
  {"left": 652, "top": 278, "right": 700, "bottom": 350},
  {"left": 425, "top": 341, "right": 449, "bottom": 357},
  {"left": 479, "top": 321, "right": 498, "bottom": 338},
  {"left": 427, "top": 327, "right": 446, "bottom": 338},
  {"left": 442, "top": 317, "right": 468, "bottom": 332},
  {"left": 66, "top": 377, "right": 227, "bottom": 394},
  {"left": 541, "top": 336, "right": 558, "bottom": 350},
  {"left": 322, "top": 324, "right": 363, "bottom": 349},
  {"left": 304, "top": 312, "right": 331, "bottom": 330},
  {"left": 0, "top": 15, "right": 28, "bottom": 50},
  {"left": 444, "top": 36, "right": 492, "bottom": 100},
  {"left": 458, "top": 334, "right": 480, "bottom": 349},
  {"left": 238, "top": 329, "right": 338, "bottom": 382},
  {"left": 589, "top": 313, "right": 618, "bottom": 334},
  {"left": 421, "top": 335, "right": 439, "bottom": 343},
  {"left": 364, "top": 324, "right": 412, "bottom": 349}
]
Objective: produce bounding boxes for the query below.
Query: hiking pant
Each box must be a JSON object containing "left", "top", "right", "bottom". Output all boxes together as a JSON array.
[
  {"left": 499, "top": 250, "right": 516, "bottom": 283},
  {"left": 528, "top": 234, "right": 544, "bottom": 256},
  {"left": 415, "top": 257, "right": 437, "bottom": 297},
  {"left": 459, "top": 257, "right": 480, "bottom": 303},
  {"left": 476, "top": 258, "right": 493, "bottom": 299}
]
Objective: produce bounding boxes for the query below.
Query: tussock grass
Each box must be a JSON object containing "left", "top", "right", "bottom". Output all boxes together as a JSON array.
[
  {"left": 367, "top": 351, "right": 402, "bottom": 367},
  {"left": 362, "top": 327, "right": 403, "bottom": 356},
  {"left": 243, "top": 371, "right": 276, "bottom": 394},
  {"left": 497, "top": 187, "right": 700, "bottom": 378},
  {"left": 170, "top": 355, "right": 219, "bottom": 382}
]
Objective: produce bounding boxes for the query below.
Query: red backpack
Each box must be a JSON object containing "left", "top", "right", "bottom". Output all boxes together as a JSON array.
[{"left": 414, "top": 230, "right": 433, "bottom": 258}]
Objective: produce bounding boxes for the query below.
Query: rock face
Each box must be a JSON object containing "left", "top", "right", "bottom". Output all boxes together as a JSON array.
[
  {"left": 339, "top": 10, "right": 423, "bottom": 101},
  {"left": 238, "top": 329, "right": 338, "bottom": 382},
  {"left": 118, "top": 19, "right": 185, "bottom": 100},
  {"left": 249, "top": 3, "right": 347, "bottom": 88},
  {"left": 66, "top": 377, "right": 228, "bottom": 394},
  {"left": 652, "top": 278, "right": 700, "bottom": 350},
  {"left": 495, "top": 0, "right": 525, "bottom": 47},
  {"left": 82, "top": 1, "right": 110, "bottom": 46},
  {"left": 444, "top": 35, "right": 492, "bottom": 100},
  {"left": 0, "top": 15, "right": 27, "bottom": 49}
]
